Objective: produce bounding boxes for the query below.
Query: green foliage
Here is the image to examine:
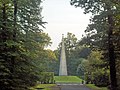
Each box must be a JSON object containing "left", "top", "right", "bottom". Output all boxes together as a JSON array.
[
  {"left": 81, "top": 51, "right": 109, "bottom": 87},
  {"left": 75, "top": 46, "right": 91, "bottom": 59},
  {"left": 39, "top": 72, "right": 55, "bottom": 84},
  {"left": 70, "top": 0, "right": 120, "bottom": 89},
  {"left": 48, "top": 50, "right": 60, "bottom": 75},
  {"left": 0, "top": 0, "right": 53, "bottom": 89},
  {"left": 76, "top": 58, "right": 88, "bottom": 77},
  {"left": 56, "top": 33, "right": 91, "bottom": 75}
]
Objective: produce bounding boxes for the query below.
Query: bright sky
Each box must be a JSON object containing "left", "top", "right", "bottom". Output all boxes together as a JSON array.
[{"left": 42, "top": 0, "right": 91, "bottom": 50}]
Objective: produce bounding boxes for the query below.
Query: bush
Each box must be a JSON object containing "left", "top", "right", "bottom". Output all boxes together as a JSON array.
[
  {"left": 93, "top": 72, "right": 109, "bottom": 87},
  {"left": 39, "top": 72, "right": 54, "bottom": 84},
  {"left": 84, "top": 70, "right": 109, "bottom": 87}
]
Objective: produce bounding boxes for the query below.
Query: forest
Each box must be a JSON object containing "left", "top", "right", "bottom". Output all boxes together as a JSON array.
[{"left": 0, "top": 0, "right": 120, "bottom": 90}]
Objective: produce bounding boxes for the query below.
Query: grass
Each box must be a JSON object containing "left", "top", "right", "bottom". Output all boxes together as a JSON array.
[
  {"left": 30, "top": 84, "right": 56, "bottom": 90},
  {"left": 86, "top": 84, "right": 108, "bottom": 90},
  {"left": 54, "top": 76, "right": 83, "bottom": 83}
]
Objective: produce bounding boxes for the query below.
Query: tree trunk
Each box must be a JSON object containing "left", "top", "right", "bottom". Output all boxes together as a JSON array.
[
  {"left": 2, "top": 4, "right": 7, "bottom": 41},
  {"left": 11, "top": 0, "right": 17, "bottom": 74},
  {"left": 108, "top": 15, "right": 117, "bottom": 90}
]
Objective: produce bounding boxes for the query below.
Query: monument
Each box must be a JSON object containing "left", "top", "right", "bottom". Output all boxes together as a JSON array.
[{"left": 59, "top": 34, "right": 68, "bottom": 76}]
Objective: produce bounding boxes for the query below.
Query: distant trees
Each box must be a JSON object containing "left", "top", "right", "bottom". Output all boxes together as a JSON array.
[
  {"left": 52, "top": 32, "right": 91, "bottom": 76},
  {"left": 63, "top": 33, "right": 78, "bottom": 75}
]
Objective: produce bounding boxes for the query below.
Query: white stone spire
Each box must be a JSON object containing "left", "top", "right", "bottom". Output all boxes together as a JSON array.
[{"left": 59, "top": 34, "right": 68, "bottom": 76}]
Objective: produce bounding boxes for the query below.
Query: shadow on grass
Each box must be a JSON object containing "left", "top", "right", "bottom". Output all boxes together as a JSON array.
[{"left": 85, "top": 84, "right": 108, "bottom": 90}]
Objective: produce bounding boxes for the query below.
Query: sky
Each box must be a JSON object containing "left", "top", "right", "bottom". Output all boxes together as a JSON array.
[{"left": 42, "top": 0, "right": 91, "bottom": 50}]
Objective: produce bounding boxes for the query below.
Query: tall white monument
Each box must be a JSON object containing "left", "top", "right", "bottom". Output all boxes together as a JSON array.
[{"left": 59, "top": 34, "right": 68, "bottom": 76}]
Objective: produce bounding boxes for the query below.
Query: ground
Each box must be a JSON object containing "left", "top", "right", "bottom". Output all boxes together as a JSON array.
[{"left": 51, "top": 84, "right": 91, "bottom": 90}]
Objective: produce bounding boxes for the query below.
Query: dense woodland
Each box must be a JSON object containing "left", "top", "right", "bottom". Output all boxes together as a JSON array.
[
  {"left": 0, "top": 0, "right": 120, "bottom": 90},
  {"left": 0, "top": 0, "right": 56, "bottom": 89}
]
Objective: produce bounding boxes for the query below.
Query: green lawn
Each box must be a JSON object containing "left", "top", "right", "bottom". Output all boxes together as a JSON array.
[
  {"left": 86, "top": 84, "right": 108, "bottom": 90},
  {"left": 30, "top": 84, "right": 56, "bottom": 90},
  {"left": 54, "top": 76, "right": 83, "bottom": 83}
]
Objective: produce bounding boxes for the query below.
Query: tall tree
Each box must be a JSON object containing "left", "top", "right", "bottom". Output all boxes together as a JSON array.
[
  {"left": 0, "top": 0, "right": 52, "bottom": 89},
  {"left": 70, "top": 0, "right": 120, "bottom": 89}
]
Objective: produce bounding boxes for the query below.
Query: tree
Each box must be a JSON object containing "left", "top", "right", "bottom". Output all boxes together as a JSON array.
[
  {"left": 0, "top": 0, "right": 20, "bottom": 89},
  {"left": 0, "top": 0, "right": 52, "bottom": 89},
  {"left": 78, "top": 50, "right": 109, "bottom": 86},
  {"left": 70, "top": 0, "right": 120, "bottom": 89},
  {"left": 76, "top": 58, "right": 87, "bottom": 77},
  {"left": 58, "top": 33, "right": 78, "bottom": 75},
  {"left": 57, "top": 33, "right": 91, "bottom": 75}
]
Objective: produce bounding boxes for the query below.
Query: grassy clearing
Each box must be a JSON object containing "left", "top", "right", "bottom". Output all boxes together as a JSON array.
[
  {"left": 54, "top": 76, "right": 82, "bottom": 83},
  {"left": 30, "top": 84, "right": 56, "bottom": 90},
  {"left": 86, "top": 84, "right": 108, "bottom": 90}
]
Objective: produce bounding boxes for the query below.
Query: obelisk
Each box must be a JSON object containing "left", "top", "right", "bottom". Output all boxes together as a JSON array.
[{"left": 59, "top": 34, "right": 68, "bottom": 76}]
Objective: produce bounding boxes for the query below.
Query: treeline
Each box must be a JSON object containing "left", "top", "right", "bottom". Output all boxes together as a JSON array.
[
  {"left": 48, "top": 32, "right": 91, "bottom": 76},
  {"left": 0, "top": 0, "right": 56, "bottom": 89}
]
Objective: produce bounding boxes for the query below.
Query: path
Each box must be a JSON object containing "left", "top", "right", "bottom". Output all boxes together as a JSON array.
[{"left": 51, "top": 84, "right": 91, "bottom": 90}]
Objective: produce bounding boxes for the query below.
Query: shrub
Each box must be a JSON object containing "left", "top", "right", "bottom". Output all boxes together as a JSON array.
[{"left": 39, "top": 72, "right": 54, "bottom": 84}]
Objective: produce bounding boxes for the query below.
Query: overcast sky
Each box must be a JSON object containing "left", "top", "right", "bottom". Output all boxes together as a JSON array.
[{"left": 42, "top": 0, "right": 91, "bottom": 50}]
